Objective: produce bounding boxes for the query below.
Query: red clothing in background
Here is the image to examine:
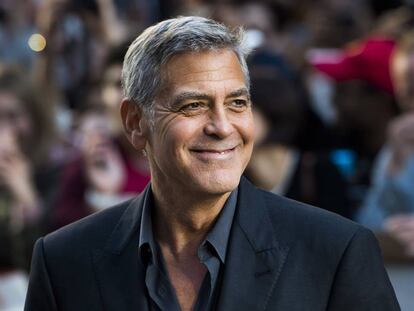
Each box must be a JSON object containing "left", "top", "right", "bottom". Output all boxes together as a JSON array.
[{"left": 51, "top": 145, "right": 150, "bottom": 230}]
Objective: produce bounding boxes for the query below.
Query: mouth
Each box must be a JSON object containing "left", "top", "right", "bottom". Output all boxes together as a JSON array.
[
  {"left": 190, "top": 146, "right": 237, "bottom": 160},
  {"left": 193, "top": 147, "right": 235, "bottom": 153}
]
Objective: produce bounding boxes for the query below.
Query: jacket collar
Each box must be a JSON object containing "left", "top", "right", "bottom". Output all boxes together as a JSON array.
[
  {"left": 104, "top": 186, "right": 148, "bottom": 254},
  {"left": 92, "top": 186, "right": 150, "bottom": 311},
  {"left": 216, "top": 177, "right": 290, "bottom": 311}
]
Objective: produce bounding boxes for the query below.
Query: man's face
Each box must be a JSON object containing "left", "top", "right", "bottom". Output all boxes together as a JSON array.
[{"left": 144, "top": 50, "right": 254, "bottom": 195}]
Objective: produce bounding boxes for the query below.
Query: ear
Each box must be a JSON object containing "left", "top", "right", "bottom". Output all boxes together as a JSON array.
[{"left": 120, "top": 98, "right": 148, "bottom": 150}]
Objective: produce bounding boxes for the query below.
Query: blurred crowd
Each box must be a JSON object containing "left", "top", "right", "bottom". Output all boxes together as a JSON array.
[{"left": 1, "top": 0, "right": 414, "bottom": 309}]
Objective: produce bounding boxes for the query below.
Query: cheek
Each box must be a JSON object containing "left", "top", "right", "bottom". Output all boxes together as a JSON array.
[
  {"left": 237, "top": 113, "right": 255, "bottom": 145},
  {"left": 155, "top": 118, "right": 200, "bottom": 158}
]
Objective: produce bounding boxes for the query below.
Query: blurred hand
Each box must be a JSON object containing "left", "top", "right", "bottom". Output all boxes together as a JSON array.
[
  {"left": 0, "top": 127, "right": 40, "bottom": 227},
  {"left": 385, "top": 214, "right": 414, "bottom": 257},
  {"left": 387, "top": 112, "right": 414, "bottom": 174}
]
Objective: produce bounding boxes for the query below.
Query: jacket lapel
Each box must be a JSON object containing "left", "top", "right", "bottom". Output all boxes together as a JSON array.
[
  {"left": 92, "top": 189, "right": 150, "bottom": 311},
  {"left": 217, "top": 178, "right": 290, "bottom": 311}
]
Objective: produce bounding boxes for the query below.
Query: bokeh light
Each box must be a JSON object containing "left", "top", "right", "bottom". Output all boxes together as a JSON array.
[{"left": 28, "top": 34, "right": 46, "bottom": 52}]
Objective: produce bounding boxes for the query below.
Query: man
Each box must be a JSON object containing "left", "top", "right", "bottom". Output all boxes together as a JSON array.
[{"left": 25, "top": 16, "right": 399, "bottom": 311}]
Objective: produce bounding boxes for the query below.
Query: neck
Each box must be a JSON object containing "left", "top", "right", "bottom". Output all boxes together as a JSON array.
[{"left": 151, "top": 180, "right": 231, "bottom": 259}]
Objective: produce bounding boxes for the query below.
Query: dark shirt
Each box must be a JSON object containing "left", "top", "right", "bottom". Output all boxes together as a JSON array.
[{"left": 138, "top": 186, "right": 238, "bottom": 311}]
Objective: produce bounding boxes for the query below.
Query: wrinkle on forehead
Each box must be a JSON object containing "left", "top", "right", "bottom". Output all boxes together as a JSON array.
[
  {"left": 177, "top": 65, "right": 242, "bottom": 82},
  {"left": 163, "top": 50, "right": 245, "bottom": 85}
]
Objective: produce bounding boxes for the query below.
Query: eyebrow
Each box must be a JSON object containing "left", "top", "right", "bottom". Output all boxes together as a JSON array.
[
  {"left": 227, "top": 88, "right": 250, "bottom": 100},
  {"left": 170, "top": 87, "right": 250, "bottom": 109},
  {"left": 171, "top": 92, "right": 210, "bottom": 108}
]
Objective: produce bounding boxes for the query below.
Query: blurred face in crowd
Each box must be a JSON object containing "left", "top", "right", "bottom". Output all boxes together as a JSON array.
[
  {"left": 0, "top": 91, "right": 32, "bottom": 151},
  {"left": 127, "top": 50, "right": 255, "bottom": 195},
  {"left": 76, "top": 110, "right": 113, "bottom": 153},
  {"left": 102, "top": 64, "right": 123, "bottom": 133},
  {"left": 392, "top": 50, "right": 414, "bottom": 112}
]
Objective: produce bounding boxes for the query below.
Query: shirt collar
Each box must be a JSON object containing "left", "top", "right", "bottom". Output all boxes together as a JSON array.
[
  {"left": 138, "top": 185, "right": 157, "bottom": 265},
  {"left": 202, "top": 188, "right": 238, "bottom": 263},
  {"left": 138, "top": 185, "right": 238, "bottom": 265}
]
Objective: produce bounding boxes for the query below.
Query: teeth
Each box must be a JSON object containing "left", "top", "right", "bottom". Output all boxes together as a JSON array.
[{"left": 192, "top": 149, "right": 232, "bottom": 154}]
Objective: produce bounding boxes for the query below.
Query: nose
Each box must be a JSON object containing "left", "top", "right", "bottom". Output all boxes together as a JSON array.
[{"left": 204, "top": 106, "right": 234, "bottom": 139}]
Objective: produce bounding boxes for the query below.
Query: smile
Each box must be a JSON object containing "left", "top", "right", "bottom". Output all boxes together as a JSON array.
[{"left": 190, "top": 147, "right": 237, "bottom": 160}]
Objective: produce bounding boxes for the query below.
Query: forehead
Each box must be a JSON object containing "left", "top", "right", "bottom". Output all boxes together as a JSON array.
[{"left": 161, "top": 49, "right": 246, "bottom": 93}]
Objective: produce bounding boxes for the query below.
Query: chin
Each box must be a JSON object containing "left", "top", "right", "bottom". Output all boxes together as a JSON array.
[{"left": 191, "top": 171, "right": 242, "bottom": 195}]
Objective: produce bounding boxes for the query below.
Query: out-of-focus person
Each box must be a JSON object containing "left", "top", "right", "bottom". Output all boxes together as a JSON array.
[
  {"left": 357, "top": 31, "right": 414, "bottom": 259},
  {"left": 245, "top": 53, "right": 351, "bottom": 217},
  {"left": 210, "top": 0, "right": 374, "bottom": 70},
  {"left": 34, "top": 0, "right": 107, "bottom": 110},
  {"left": 50, "top": 46, "right": 150, "bottom": 230},
  {"left": 302, "top": 10, "right": 409, "bottom": 219},
  {"left": 0, "top": 66, "right": 60, "bottom": 310}
]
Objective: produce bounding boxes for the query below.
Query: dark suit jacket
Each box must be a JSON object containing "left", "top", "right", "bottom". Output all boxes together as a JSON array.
[{"left": 25, "top": 177, "right": 400, "bottom": 310}]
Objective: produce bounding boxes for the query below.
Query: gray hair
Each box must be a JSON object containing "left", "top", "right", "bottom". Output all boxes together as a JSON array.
[{"left": 121, "top": 16, "right": 251, "bottom": 115}]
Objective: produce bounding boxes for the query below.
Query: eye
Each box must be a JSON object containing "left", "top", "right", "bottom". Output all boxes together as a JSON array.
[
  {"left": 181, "top": 102, "right": 202, "bottom": 110},
  {"left": 230, "top": 99, "right": 249, "bottom": 111},
  {"left": 178, "top": 101, "right": 208, "bottom": 115}
]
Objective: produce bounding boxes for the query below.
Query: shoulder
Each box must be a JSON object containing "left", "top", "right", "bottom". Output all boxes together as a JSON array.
[
  {"left": 258, "top": 187, "right": 383, "bottom": 274},
  {"left": 241, "top": 178, "right": 369, "bottom": 250},
  {"left": 268, "top": 188, "right": 361, "bottom": 237},
  {"left": 42, "top": 198, "right": 134, "bottom": 257}
]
